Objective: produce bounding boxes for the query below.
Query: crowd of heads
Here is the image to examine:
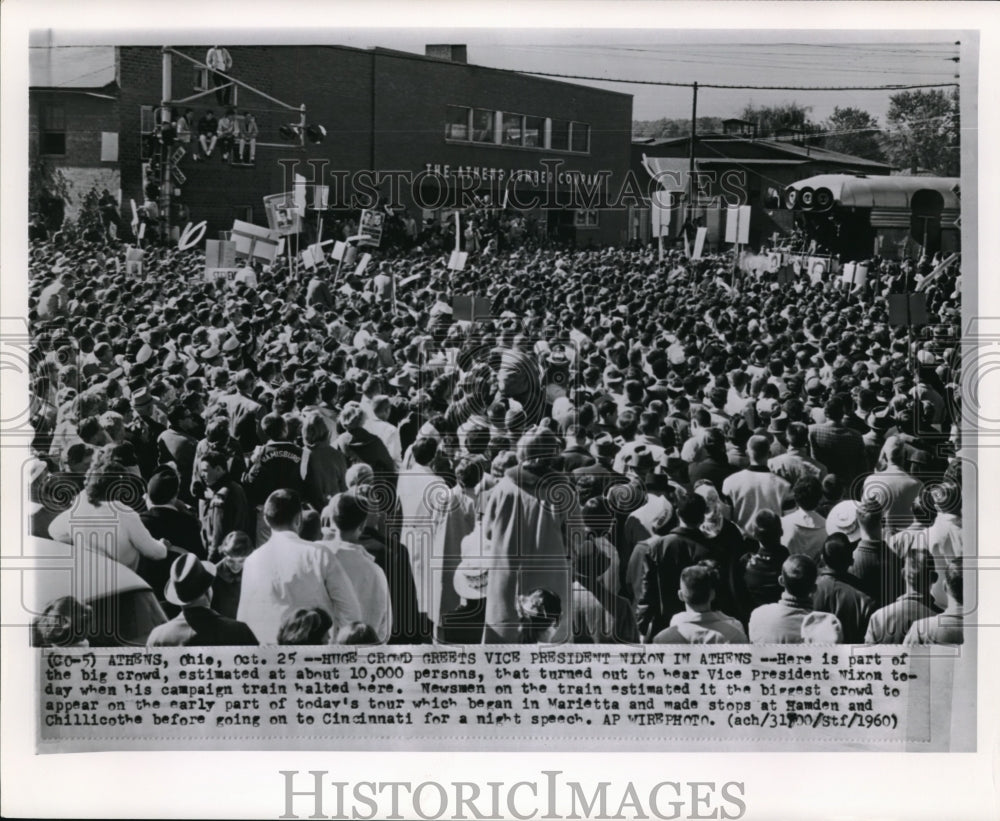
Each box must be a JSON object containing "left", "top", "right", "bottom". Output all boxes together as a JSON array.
[{"left": 26, "top": 219, "right": 965, "bottom": 646}]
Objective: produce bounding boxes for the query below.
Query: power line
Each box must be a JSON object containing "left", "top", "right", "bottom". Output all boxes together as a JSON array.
[{"left": 517, "top": 70, "right": 959, "bottom": 92}]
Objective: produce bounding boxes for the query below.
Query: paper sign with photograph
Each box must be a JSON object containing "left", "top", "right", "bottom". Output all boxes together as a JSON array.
[
  {"left": 358, "top": 208, "right": 385, "bottom": 247},
  {"left": 262, "top": 192, "right": 302, "bottom": 236}
]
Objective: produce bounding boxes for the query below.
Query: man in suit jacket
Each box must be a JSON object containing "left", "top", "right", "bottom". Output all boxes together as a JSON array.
[
  {"left": 147, "top": 553, "right": 258, "bottom": 646},
  {"left": 635, "top": 494, "right": 712, "bottom": 640},
  {"left": 140, "top": 467, "right": 205, "bottom": 578}
]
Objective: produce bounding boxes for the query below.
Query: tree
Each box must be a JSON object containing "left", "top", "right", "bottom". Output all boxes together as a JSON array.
[
  {"left": 28, "top": 150, "right": 73, "bottom": 231},
  {"left": 633, "top": 116, "right": 724, "bottom": 140},
  {"left": 739, "top": 102, "right": 819, "bottom": 138},
  {"left": 884, "top": 88, "right": 959, "bottom": 176},
  {"left": 819, "top": 106, "right": 886, "bottom": 162}
]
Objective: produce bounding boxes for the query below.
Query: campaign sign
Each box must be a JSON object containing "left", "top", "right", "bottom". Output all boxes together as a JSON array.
[{"left": 358, "top": 209, "right": 385, "bottom": 247}]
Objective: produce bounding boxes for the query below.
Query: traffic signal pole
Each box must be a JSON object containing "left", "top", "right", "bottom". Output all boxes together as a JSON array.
[{"left": 159, "top": 47, "right": 173, "bottom": 244}]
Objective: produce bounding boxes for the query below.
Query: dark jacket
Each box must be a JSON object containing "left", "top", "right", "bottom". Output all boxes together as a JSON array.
[
  {"left": 734, "top": 544, "right": 790, "bottom": 625},
  {"left": 146, "top": 605, "right": 258, "bottom": 646},
  {"left": 812, "top": 568, "right": 875, "bottom": 643},
  {"left": 337, "top": 428, "right": 397, "bottom": 481},
  {"left": 851, "top": 539, "right": 904, "bottom": 609},
  {"left": 688, "top": 455, "right": 736, "bottom": 493},
  {"left": 140, "top": 505, "right": 206, "bottom": 558},
  {"left": 243, "top": 441, "right": 303, "bottom": 506},
  {"left": 635, "top": 525, "right": 711, "bottom": 639}
]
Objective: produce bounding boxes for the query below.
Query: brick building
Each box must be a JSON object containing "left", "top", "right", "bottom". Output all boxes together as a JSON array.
[
  {"left": 116, "top": 44, "right": 634, "bottom": 246},
  {"left": 28, "top": 45, "right": 121, "bottom": 222}
]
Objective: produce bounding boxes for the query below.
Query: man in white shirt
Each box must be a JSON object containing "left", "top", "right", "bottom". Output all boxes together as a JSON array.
[
  {"left": 320, "top": 492, "right": 391, "bottom": 643},
  {"left": 237, "top": 489, "right": 363, "bottom": 644},
  {"left": 205, "top": 45, "right": 233, "bottom": 106},
  {"left": 722, "top": 435, "right": 793, "bottom": 532}
]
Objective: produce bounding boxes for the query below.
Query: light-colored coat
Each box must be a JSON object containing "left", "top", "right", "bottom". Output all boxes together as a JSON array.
[{"left": 482, "top": 467, "right": 579, "bottom": 642}]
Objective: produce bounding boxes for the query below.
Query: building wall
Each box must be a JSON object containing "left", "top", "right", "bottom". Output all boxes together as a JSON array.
[
  {"left": 117, "top": 46, "right": 632, "bottom": 245},
  {"left": 118, "top": 45, "right": 374, "bottom": 232},
  {"left": 29, "top": 90, "right": 120, "bottom": 219}
]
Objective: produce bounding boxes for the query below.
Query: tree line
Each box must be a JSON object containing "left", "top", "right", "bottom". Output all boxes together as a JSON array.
[{"left": 633, "top": 89, "right": 959, "bottom": 177}]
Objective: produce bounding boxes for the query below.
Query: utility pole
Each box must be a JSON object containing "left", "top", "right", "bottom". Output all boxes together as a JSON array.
[
  {"left": 160, "top": 47, "right": 172, "bottom": 244},
  {"left": 688, "top": 81, "right": 698, "bottom": 228}
]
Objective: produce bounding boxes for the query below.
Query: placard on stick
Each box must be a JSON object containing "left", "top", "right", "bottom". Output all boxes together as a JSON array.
[
  {"left": 231, "top": 220, "right": 280, "bottom": 263},
  {"left": 691, "top": 227, "right": 708, "bottom": 260},
  {"left": 262, "top": 192, "right": 302, "bottom": 236},
  {"left": 358, "top": 209, "right": 385, "bottom": 247},
  {"left": 725, "top": 205, "right": 751, "bottom": 245},
  {"left": 448, "top": 250, "right": 469, "bottom": 271},
  {"left": 887, "top": 293, "right": 929, "bottom": 327},
  {"left": 453, "top": 295, "right": 494, "bottom": 322},
  {"left": 354, "top": 253, "right": 371, "bottom": 277}
]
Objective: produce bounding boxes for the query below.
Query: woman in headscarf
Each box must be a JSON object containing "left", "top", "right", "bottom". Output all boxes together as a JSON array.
[
  {"left": 731, "top": 509, "right": 789, "bottom": 627},
  {"left": 693, "top": 480, "right": 745, "bottom": 621}
]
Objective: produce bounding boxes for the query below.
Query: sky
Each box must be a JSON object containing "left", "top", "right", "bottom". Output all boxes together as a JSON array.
[
  {"left": 29, "top": 28, "right": 964, "bottom": 125},
  {"left": 344, "top": 30, "right": 963, "bottom": 124}
]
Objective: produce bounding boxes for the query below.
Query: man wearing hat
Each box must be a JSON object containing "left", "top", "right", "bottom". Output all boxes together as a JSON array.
[
  {"left": 634, "top": 493, "right": 712, "bottom": 640},
  {"left": 128, "top": 388, "right": 167, "bottom": 478},
  {"left": 147, "top": 553, "right": 258, "bottom": 646},
  {"left": 140, "top": 467, "right": 206, "bottom": 559},
  {"left": 572, "top": 432, "right": 626, "bottom": 504}
]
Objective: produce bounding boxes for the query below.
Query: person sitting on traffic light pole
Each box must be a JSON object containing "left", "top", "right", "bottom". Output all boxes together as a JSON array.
[
  {"left": 197, "top": 109, "right": 218, "bottom": 160},
  {"left": 217, "top": 108, "right": 237, "bottom": 163}
]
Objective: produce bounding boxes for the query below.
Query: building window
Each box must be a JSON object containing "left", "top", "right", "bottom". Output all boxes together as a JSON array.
[
  {"left": 445, "top": 106, "right": 471, "bottom": 140},
  {"left": 570, "top": 122, "right": 590, "bottom": 153},
  {"left": 101, "top": 132, "right": 119, "bottom": 162},
  {"left": 524, "top": 116, "right": 544, "bottom": 148},
  {"left": 574, "top": 209, "right": 599, "bottom": 228},
  {"left": 40, "top": 104, "right": 66, "bottom": 156},
  {"left": 444, "top": 108, "right": 588, "bottom": 152},
  {"left": 472, "top": 108, "right": 495, "bottom": 143},
  {"left": 194, "top": 67, "right": 209, "bottom": 91},
  {"left": 550, "top": 119, "right": 570, "bottom": 151},
  {"left": 502, "top": 112, "right": 523, "bottom": 146}
]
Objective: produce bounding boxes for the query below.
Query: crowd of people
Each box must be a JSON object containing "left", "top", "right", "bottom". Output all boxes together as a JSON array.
[{"left": 26, "top": 219, "right": 965, "bottom": 647}]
